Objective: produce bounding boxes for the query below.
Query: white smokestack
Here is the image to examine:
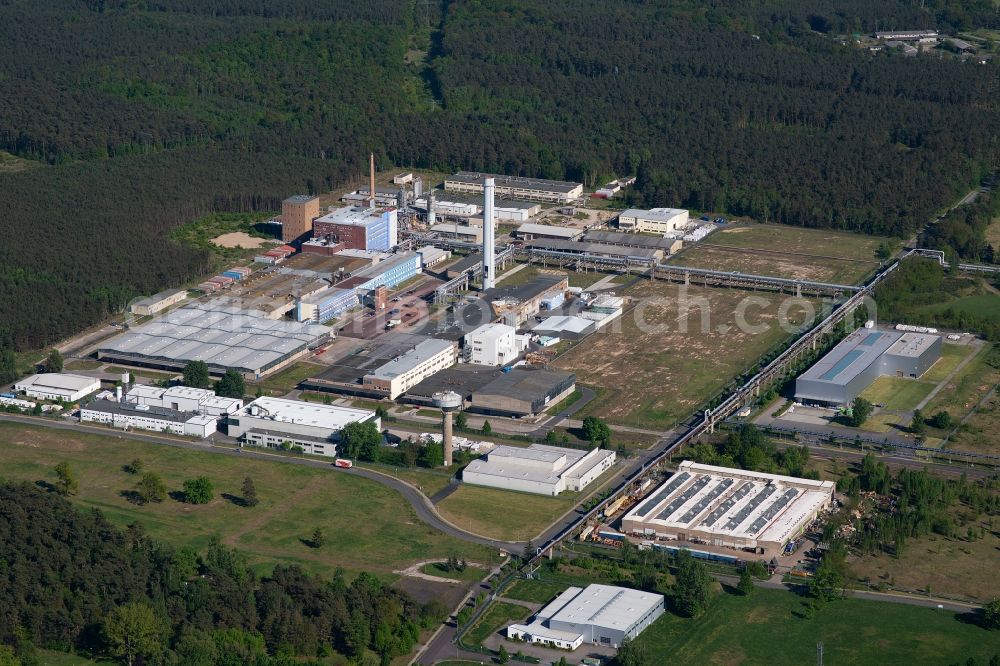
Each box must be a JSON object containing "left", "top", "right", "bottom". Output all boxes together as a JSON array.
[
  {"left": 483, "top": 177, "right": 496, "bottom": 289},
  {"left": 427, "top": 189, "right": 436, "bottom": 226},
  {"left": 115, "top": 386, "right": 123, "bottom": 403}
]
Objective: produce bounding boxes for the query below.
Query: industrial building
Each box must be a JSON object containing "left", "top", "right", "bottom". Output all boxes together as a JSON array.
[
  {"left": 445, "top": 253, "right": 484, "bottom": 279},
  {"left": 873, "top": 30, "right": 938, "bottom": 41},
  {"left": 616, "top": 208, "right": 689, "bottom": 234},
  {"left": 227, "top": 396, "right": 379, "bottom": 457},
  {"left": 80, "top": 400, "right": 219, "bottom": 438},
  {"left": 507, "top": 584, "right": 664, "bottom": 650},
  {"left": 583, "top": 230, "right": 682, "bottom": 255},
  {"left": 531, "top": 315, "right": 596, "bottom": 339},
  {"left": 471, "top": 367, "right": 576, "bottom": 416},
  {"left": 431, "top": 223, "right": 482, "bottom": 243},
  {"left": 130, "top": 288, "right": 187, "bottom": 316},
  {"left": 345, "top": 186, "right": 410, "bottom": 208},
  {"left": 515, "top": 223, "right": 583, "bottom": 241},
  {"left": 462, "top": 443, "right": 614, "bottom": 495},
  {"left": 417, "top": 245, "right": 451, "bottom": 268},
  {"left": 416, "top": 193, "right": 541, "bottom": 223},
  {"left": 294, "top": 252, "right": 422, "bottom": 322},
  {"left": 313, "top": 206, "right": 399, "bottom": 251},
  {"left": 463, "top": 322, "right": 524, "bottom": 366},
  {"left": 621, "top": 461, "right": 836, "bottom": 555},
  {"left": 525, "top": 238, "right": 663, "bottom": 263},
  {"left": 295, "top": 287, "right": 358, "bottom": 323},
  {"left": 282, "top": 195, "right": 320, "bottom": 242},
  {"left": 97, "top": 300, "right": 331, "bottom": 380},
  {"left": 125, "top": 385, "right": 242, "bottom": 416},
  {"left": 14, "top": 373, "right": 101, "bottom": 402},
  {"left": 795, "top": 327, "right": 942, "bottom": 406},
  {"left": 484, "top": 273, "right": 569, "bottom": 325},
  {"left": 362, "top": 338, "right": 458, "bottom": 399},
  {"left": 444, "top": 172, "right": 584, "bottom": 204}
]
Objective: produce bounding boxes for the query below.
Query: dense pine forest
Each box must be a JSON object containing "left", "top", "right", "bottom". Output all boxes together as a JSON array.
[
  {"left": 1, "top": 0, "right": 1000, "bottom": 351},
  {"left": 0, "top": 481, "right": 440, "bottom": 665}
]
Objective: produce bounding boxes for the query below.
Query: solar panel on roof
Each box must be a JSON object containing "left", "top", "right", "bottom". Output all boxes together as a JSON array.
[
  {"left": 701, "top": 481, "right": 753, "bottom": 527},
  {"left": 819, "top": 349, "right": 864, "bottom": 381},
  {"left": 723, "top": 485, "right": 776, "bottom": 530},
  {"left": 677, "top": 478, "right": 734, "bottom": 524},
  {"left": 655, "top": 475, "right": 711, "bottom": 521},
  {"left": 632, "top": 472, "right": 691, "bottom": 517},
  {"left": 746, "top": 489, "right": 799, "bottom": 535}
]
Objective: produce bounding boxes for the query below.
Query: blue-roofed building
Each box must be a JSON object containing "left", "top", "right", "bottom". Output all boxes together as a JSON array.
[{"left": 795, "top": 327, "right": 942, "bottom": 406}]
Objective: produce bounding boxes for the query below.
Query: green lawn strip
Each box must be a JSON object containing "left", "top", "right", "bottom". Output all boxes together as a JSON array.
[
  {"left": 253, "top": 361, "right": 325, "bottom": 395},
  {"left": 922, "top": 343, "right": 975, "bottom": 384},
  {"left": 635, "top": 587, "right": 997, "bottom": 666},
  {"left": 437, "top": 485, "right": 578, "bottom": 542},
  {"left": 860, "top": 377, "right": 936, "bottom": 412},
  {"left": 503, "top": 579, "right": 571, "bottom": 604},
  {"left": 464, "top": 602, "right": 531, "bottom": 646},
  {"left": 0, "top": 423, "right": 490, "bottom": 578}
]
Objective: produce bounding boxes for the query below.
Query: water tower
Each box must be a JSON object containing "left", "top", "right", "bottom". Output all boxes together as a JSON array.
[{"left": 432, "top": 391, "right": 463, "bottom": 466}]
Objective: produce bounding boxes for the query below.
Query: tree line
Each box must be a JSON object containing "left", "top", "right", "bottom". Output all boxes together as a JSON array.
[
  {"left": 2, "top": 0, "right": 1000, "bottom": 354},
  {"left": 0, "top": 481, "right": 442, "bottom": 665}
]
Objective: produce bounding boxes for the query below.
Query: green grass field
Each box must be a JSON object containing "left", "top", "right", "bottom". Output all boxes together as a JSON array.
[
  {"left": 0, "top": 423, "right": 489, "bottom": 578},
  {"left": 860, "top": 377, "right": 936, "bottom": 411},
  {"left": 253, "top": 361, "right": 326, "bottom": 396},
  {"left": 503, "top": 579, "right": 569, "bottom": 604},
  {"left": 557, "top": 282, "right": 816, "bottom": 429},
  {"left": 635, "top": 587, "right": 999, "bottom": 665},
  {"left": 925, "top": 344, "right": 1000, "bottom": 426},
  {"left": 463, "top": 602, "right": 530, "bottom": 646},
  {"left": 923, "top": 343, "right": 974, "bottom": 383},
  {"left": 437, "top": 485, "right": 578, "bottom": 541},
  {"left": 670, "top": 224, "right": 887, "bottom": 285}
]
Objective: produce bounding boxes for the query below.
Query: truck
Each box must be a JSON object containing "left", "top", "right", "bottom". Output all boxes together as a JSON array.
[
  {"left": 334, "top": 459, "right": 353, "bottom": 469},
  {"left": 385, "top": 318, "right": 402, "bottom": 330}
]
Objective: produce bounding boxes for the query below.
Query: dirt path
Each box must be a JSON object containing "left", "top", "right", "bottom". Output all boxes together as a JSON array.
[{"left": 222, "top": 476, "right": 326, "bottom": 547}]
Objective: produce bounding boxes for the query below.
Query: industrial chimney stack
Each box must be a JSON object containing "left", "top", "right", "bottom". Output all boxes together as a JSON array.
[
  {"left": 482, "top": 177, "right": 496, "bottom": 290},
  {"left": 427, "top": 189, "right": 436, "bottom": 225},
  {"left": 369, "top": 152, "right": 376, "bottom": 209}
]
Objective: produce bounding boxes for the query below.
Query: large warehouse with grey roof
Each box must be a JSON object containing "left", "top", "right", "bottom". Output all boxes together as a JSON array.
[{"left": 795, "top": 326, "right": 941, "bottom": 406}]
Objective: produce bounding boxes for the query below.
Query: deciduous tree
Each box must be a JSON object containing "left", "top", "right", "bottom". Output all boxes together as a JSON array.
[{"left": 103, "top": 602, "right": 166, "bottom": 666}]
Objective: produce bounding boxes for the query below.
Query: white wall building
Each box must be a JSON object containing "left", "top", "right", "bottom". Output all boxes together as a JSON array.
[
  {"left": 507, "top": 584, "right": 665, "bottom": 650},
  {"left": 130, "top": 289, "right": 187, "bottom": 316},
  {"left": 462, "top": 444, "right": 616, "bottom": 496},
  {"left": 226, "top": 396, "right": 380, "bottom": 457},
  {"left": 445, "top": 172, "right": 583, "bottom": 204},
  {"left": 617, "top": 208, "right": 689, "bottom": 234},
  {"left": 362, "top": 339, "right": 458, "bottom": 399},
  {"left": 80, "top": 400, "right": 218, "bottom": 438},
  {"left": 464, "top": 322, "right": 523, "bottom": 366},
  {"left": 621, "top": 461, "right": 836, "bottom": 555},
  {"left": 417, "top": 245, "right": 452, "bottom": 269},
  {"left": 126, "top": 385, "right": 243, "bottom": 416},
  {"left": 14, "top": 373, "right": 101, "bottom": 402}
]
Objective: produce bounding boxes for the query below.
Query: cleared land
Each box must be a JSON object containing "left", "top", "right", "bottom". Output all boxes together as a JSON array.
[
  {"left": 849, "top": 520, "right": 1000, "bottom": 602},
  {"left": 670, "top": 224, "right": 887, "bottom": 284},
  {"left": 634, "top": 587, "right": 997, "bottom": 665},
  {"left": 0, "top": 423, "right": 489, "bottom": 578},
  {"left": 437, "top": 485, "right": 578, "bottom": 541},
  {"left": 557, "top": 281, "right": 817, "bottom": 429},
  {"left": 253, "top": 360, "right": 326, "bottom": 396},
  {"left": 949, "top": 392, "right": 1000, "bottom": 455},
  {"left": 212, "top": 231, "right": 270, "bottom": 248}
]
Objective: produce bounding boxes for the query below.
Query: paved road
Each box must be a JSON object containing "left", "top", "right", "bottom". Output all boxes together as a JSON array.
[{"left": 0, "top": 413, "right": 520, "bottom": 552}]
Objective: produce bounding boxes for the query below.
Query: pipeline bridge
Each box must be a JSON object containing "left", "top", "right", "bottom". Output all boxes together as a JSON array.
[{"left": 525, "top": 252, "right": 914, "bottom": 561}]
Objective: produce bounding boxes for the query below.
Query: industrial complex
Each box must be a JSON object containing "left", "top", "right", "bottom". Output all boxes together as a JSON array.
[
  {"left": 620, "top": 461, "right": 836, "bottom": 555},
  {"left": 14, "top": 373, "right": 101, "bottom": 403},
  {"left": 795, "top": 326, "right": 942, "bottom": 406},
  {"left": 506, "top": 584, "right": 665, "bottom": 650}
]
